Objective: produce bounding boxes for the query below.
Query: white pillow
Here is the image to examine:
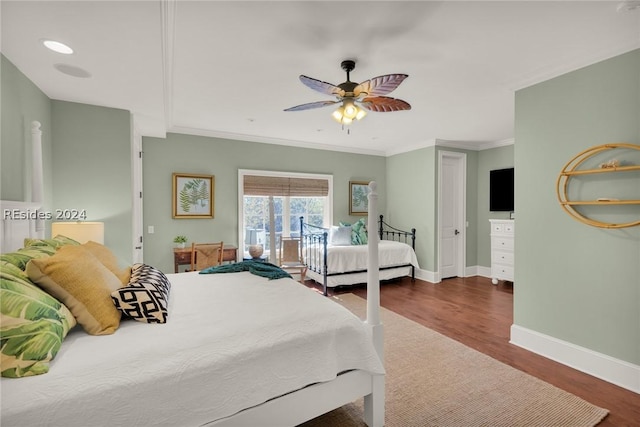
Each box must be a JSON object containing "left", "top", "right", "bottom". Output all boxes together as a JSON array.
[{"left": 330, "top": 225, "right": 352, "bottom": 246}]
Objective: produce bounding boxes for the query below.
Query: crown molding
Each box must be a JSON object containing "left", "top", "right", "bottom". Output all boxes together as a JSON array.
[{"left": 167, "top": 125, "right": 387, "bottom": 157}]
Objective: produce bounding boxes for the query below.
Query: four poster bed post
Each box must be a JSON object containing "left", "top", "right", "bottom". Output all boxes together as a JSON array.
[
  {"left": 1, "top": 123, "right": 385, "bottom": 426},
  {"left": 364, "top": 182, "right": 385, "bottom": 426}
]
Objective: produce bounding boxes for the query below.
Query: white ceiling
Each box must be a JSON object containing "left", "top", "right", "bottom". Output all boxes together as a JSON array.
[{"left": 2, "top": 1, "right": 639, "bottom": 156}]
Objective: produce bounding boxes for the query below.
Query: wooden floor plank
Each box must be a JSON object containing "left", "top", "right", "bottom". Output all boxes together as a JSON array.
[{"left": 305, "top": 276, "right": 639, "bottom": 426}]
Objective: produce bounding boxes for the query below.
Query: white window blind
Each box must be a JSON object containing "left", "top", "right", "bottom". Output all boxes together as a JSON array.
[{"left": 243, "top": 175, "right": 329, "bottom": 197}]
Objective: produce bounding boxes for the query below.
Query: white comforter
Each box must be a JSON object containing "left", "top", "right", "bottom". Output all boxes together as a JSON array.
[
  {"left": 320, "top": 240, "right": 418, "bottom": 273},
  {"left": 1, "top": 271, "right": 384, "bottom": 427},
  {"left": 306, "top": 240, "right": 419, "bottom": 287}
]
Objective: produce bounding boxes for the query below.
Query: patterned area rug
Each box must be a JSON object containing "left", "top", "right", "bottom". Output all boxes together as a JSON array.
[{"left": 300, "top": 293, "right": 608, "bottom": 427}]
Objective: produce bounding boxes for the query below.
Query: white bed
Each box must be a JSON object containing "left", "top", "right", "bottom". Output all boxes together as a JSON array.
[
  {"left": 1, "top": 271, "right": 384, "bottom": 426},
  {"left": 305, "top": 240, "right": 418, "bottom": 288},
  {"left": 0, "top": 122, "right": 386, "bottom": 426},
  {"left": 301, "top": 216, "right": 419, "bottom": 295}
]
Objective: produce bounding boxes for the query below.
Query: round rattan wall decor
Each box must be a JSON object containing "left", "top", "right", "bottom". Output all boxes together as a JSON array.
[{"left": 556, "top": 143, "right": 640, "bottom": 229}]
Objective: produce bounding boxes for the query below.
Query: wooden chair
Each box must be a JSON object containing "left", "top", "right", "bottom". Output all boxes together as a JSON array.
[
  {"left": 279, "top": 237, "right": 307, "bottom": 283},
  {"left": 190, "top": 241, "right": 224, "bottom": 271}
]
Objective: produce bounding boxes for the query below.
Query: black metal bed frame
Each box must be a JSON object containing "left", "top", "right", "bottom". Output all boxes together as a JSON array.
[{"left": 300, "top": 215, "right": 416, "bottom": 296}]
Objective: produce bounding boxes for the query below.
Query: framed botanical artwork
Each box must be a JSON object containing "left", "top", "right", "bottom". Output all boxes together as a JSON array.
[
  {"left": 172, "top": 173, "right": 214, "bottom": 218},
  {"left": 349, "top": 181, "right": 370, "bottom": 216}
]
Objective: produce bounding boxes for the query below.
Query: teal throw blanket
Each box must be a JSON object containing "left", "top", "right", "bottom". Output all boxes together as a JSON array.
[{"left": 199, "top": 260, "right": 292, "bottom": 280}]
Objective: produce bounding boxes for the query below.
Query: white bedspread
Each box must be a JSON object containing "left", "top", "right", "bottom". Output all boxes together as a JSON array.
[
  {"left": 306, "top": 240, "right": 419, "bottom": 287},
  {"left": 1, "top": 271, "right": 384, "bottom": 427}
]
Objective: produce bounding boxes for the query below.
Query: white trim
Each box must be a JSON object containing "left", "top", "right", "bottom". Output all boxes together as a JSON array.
[
  {"left": 466, "top": 265, "right": 492, "bottom": 279},
  {"left": 160, "top": 0, "right": 176, "bottom": 130},
  {"left": 172, "top": 125, "right": 387, "bottom": 157},
  {"left": 415, "top": 267, "right": 438, "bottom": 284},
  {"left": 385, "top": 138, "right": 438, "bottom": 157},
  {"left": 507, "top": 43, "right": 640, "bottom": 92},
  {"left": 510, "top": 324, "right": 640, "bottom": 394},
  {"left": 131, "top": 116, "right": 144, "bottom": 264},
  {"left": 237, "top": 169, "right": 333, "bottom": 259},
  {"left": 160, "top": 126, "right": 517, "bottom": 157}
]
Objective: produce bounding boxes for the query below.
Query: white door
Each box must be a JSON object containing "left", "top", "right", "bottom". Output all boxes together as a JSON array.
[
  {"left": 439, "top": 151, "right": 466, "bottom": 280},
  {"left": 131, "top": 125, "right": 143, "bottom": 264}
]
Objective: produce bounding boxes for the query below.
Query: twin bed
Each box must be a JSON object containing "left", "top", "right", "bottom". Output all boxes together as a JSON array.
[
  {"left": 301, "top": 216, "right": 418, "bottom": 296},
  {"left": 1, "top": 122, "right": 386, "bottom": 426}
]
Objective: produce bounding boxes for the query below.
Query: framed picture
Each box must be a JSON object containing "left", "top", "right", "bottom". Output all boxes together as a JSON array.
[
  {"left": 172, "top": 173, "right": 214, "bottom": 218},
  {"left": 349, "top": 181, "right": 370, "bottom": 215}
]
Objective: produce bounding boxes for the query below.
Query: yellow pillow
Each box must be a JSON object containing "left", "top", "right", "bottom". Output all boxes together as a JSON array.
[
  {"left": 26, "top": 245, "right": 122, "bottom": 335},
  {"left": 82, "top": 241, "right": 131, "bottom": 284}
]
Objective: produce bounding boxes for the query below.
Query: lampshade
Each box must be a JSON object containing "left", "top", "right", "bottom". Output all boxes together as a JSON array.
[
  {"left": 332, "top": 99, "right": 366, "bottom": 126},
  {"left": 51, "top": 221, "right": 104, "bottom": 244}
]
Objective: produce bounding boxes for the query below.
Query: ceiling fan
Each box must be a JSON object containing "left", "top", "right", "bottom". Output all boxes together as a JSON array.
[{"left": 284, "top": 60, "right": 411, "bottom": 129}]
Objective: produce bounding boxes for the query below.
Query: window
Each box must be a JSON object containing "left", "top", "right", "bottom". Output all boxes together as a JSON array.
[{"left": 238, "top": 170, "right": 332, "bottom": 259}]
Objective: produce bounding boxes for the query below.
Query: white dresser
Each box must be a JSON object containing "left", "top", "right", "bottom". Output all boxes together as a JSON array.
[{"left": 489, "top": 219, "right": 514, "bottom": 284}]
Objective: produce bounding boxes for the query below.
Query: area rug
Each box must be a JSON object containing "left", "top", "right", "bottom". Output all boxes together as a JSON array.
[{"left": 300, "top": 293, "right": 608, "bottom": 427}]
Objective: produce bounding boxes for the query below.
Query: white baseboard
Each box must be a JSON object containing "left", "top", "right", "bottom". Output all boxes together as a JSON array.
[
  {"left": 465, "top": 265, "right": 491, "bottom": 278},
  {"left": 510, "top": 324, "right": 640, "bottom": 394},
  {"left": 414, "top": 268, "right": 437, "bottom": 283}
]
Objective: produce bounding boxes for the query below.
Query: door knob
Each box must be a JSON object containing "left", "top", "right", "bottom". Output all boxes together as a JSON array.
[{"left": 454, "top": 229, "right": 460, "bottom": 235}]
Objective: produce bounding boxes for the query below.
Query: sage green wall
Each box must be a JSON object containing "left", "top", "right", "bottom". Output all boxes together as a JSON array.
[
  {"left": 142, "top": 133, "right": 386, "bottom": 273},
  {"left": 51, "top": 101, "right": 132, "bottom": 262},
  {"left": 1, "top": 55, "right": 54, "bottom": 221},
  {"left": 386, "top": 147, "right": 436, "bottom": 272},
  {"left": 514, "top": 49, "right": 639, "bottom": 364},
  {"left": 477, "top": 145, "right": 514, "bottom": 267},
  {"left": 386, "top": 146, "right": 479, "bottom": 273}
]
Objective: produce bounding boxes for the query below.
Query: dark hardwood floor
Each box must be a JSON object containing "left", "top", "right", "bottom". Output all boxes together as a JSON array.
[{"left": 305, "top": 276, "right": 640, "bottom": 426}]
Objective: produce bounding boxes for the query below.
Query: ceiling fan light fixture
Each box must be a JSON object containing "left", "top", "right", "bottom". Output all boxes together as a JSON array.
[
  {"left": 343, "top": 100, "right": 358, "bottom": 119},
  {"left": 286, "top": 59, "right": 409, "bottom": 130},
  {"left": 332, "top": 100, "right": 366, "bottom": 126},
  {"left": 332, "top": 107, "right": 345, "bottom": 122}
]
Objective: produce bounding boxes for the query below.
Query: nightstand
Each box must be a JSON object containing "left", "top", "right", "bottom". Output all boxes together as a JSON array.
[{"left": 173, "top": 245, "right": 238, "bottom": 273}]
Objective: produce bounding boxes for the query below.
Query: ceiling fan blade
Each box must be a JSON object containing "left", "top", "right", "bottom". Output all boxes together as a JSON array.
[
  {"left": 284, "top": 100, "right": 339, "bottom": 112},
  {"left": 354, "top": 74, "right": 408, "bottom": 97},
  {"left": 299, "top": 75, "right": 345, "bottom": 97},
  {"left": 359, "top": 96, "right": 412, "bottom": 112}
]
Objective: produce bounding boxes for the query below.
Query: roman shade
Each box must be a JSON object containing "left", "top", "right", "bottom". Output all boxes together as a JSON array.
[{"left": 243, "top": 176, "right": 329, "bottom": 197}]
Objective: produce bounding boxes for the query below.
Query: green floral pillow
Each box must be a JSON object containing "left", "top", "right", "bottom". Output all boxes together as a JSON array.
[
  {"left": 23, "top": 235, "right": 80, "bottom": 249},
  {"left": 341, "top": 218, "right": 368, "bottom": 245},
  {"left": 0, "top": 245, "right": 57, "bottom": 271},
  {"left": 1, "top": 261, "right": 76, "bottom": 378}
]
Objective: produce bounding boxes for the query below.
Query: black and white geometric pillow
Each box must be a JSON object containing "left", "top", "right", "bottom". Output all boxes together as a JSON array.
[{"left": 111, "top": 263, "right": 171, "bottom": 323}]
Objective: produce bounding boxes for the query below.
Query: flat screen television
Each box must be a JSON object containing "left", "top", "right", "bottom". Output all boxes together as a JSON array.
[{"left": 489, "top": 168, "right": 514, "bottom": 212}]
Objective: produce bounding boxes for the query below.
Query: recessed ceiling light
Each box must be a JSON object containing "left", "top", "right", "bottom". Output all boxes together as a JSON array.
[
  {"left": 42, "top": 40, "right": 74, "bottom": 54},
  {"left": 53, "top": 63, "right": 91, "bottom": 78}
]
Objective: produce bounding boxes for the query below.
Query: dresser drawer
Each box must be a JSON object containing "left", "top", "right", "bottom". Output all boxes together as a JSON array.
[
  {"left": 492, "top": 237, "right": 514, "bottom": 251},
  {"left": 504, "top": 222, "right": 515, "bottom": 234},
  {"left": 492, "top": 250, "right": 514, "bottom": 265},
  {"left": 492, "top": 265, "right": 514, "bottom": 281}
]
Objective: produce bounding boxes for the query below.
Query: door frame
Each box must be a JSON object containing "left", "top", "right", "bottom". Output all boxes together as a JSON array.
[
  {"left": 437, "top": 150, "right": 466, "bottom": 282},
  {"left": 131, "top": 119, "right": 143, "bottom": 264}
]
